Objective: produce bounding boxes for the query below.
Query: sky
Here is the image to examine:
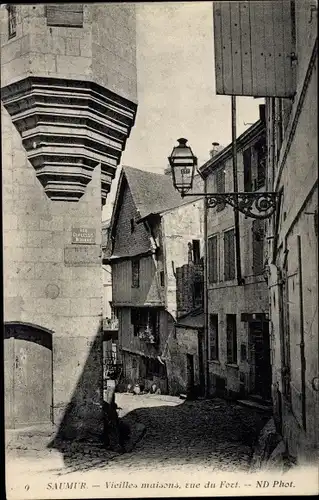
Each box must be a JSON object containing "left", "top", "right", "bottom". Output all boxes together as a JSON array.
[{"left": 103, "top": 2, "right": 264, "bottom": 220}]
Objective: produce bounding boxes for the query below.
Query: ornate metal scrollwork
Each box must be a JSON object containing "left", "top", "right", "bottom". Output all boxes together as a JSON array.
[{"left": 206, "top": 192, "right": 280, "bottom": 219}]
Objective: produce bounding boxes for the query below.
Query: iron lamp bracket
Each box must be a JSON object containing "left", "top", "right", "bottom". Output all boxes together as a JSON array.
[{"left": 205, "top": 191, "right": 280, "bottom": 220}]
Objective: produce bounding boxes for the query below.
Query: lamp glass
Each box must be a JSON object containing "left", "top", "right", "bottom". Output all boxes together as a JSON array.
[{"left": 168, "top": 138, "right": 197, "bottom": 195}]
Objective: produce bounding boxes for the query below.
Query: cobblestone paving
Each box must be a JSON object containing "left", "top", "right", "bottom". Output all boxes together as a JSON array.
[
  {"left": 6, "top": 394, "right": 270, "bottom": 476},
  {"left": 108, "top": 394, "right": 269, "bottom": 473}
]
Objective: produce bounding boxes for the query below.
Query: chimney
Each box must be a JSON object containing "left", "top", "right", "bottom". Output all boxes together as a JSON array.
[
  {"left": 209, "top": 142, "right": 222, "bottom": 158},
  {"left": 164, "top": 163, "right": 171, "bottom": 175},
  {"left": 259, "top": 104, "right": 266, "bottom": 123}
]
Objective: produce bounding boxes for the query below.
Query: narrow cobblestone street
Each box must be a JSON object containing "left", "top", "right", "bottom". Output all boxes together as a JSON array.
[{"left": 6, "top": 394, "right": 269, "bottom": 478}]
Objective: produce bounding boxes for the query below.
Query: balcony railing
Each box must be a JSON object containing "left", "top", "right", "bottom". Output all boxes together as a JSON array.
[{"left": 103, "top": 317, "right": 119, "bottom": 331}]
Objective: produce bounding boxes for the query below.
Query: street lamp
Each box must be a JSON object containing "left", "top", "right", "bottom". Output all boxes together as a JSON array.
[
  {"left": 168, "top": 138, "right": 280, "bottom": 220},
  {"left": 168, "top": 138, "right": 198, "bottom": 197},
  {"left": 168, "top": 135, "right": 280, "bottom": 399}
]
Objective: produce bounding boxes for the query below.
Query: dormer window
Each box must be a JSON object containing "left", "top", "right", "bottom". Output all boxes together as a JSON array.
[{"left": 7, "top": 5, "right": 17, "bottom": 39}]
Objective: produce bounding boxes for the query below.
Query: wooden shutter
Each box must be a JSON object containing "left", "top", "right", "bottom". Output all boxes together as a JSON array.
[
  {"left": 210, "top": 314, "right": 219, "bottom": 360},
  {"left": 213, "top": 1, "right": 295, "bottom": 97},
  {"left": 46, "top": 4, "right": 83, "bottom": 27},
  {"left": 208, "top": 235, "right": 218, "bottom": 283},
  {"left": 7, "top": 5, "right": 17, "bottom": 39},
  {"left": 252, "top": 220, "right": 265, "bottom": 275},
  {"left": 226, "top": 314, "right": 237, "bottom": 364},
  {"left": 131, "top": 259, "right": 140, "bottom": 288},
  {"left": 243, "top": 147, "right": 252, "bottom": 192},
  {"left": 216, "top": 167, "right": 226, "bottom": 211},
  {"left": 224, "top": 229, "right": 235, "bottom": 280}
]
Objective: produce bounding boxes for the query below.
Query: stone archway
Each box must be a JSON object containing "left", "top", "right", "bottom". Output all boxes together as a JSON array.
[{"left": 4, "top": 322, "right": 53, "bottom": 429}]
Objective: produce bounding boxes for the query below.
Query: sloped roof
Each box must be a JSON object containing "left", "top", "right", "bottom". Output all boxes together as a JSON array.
[
  {"left": 123, "top": 166, "right": 186, "bottom": 220},
  {"left": 176, "top": 310, "right": 204, "bottom": 329},
  {"left": 108, "top": 165, "right": 204, "bottom": 244}
]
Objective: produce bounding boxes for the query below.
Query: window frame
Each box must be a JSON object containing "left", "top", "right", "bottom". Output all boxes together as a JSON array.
[
  {"left": 192, "top": 239, "right": 201, "bottom": 264},
  {"left": 215, "top": 166, "right": 226, "bottom": 212},
  {"left": 226, "top": 314, "right": 237, "bottom": 365},
  {"left": 224, "top": 228, "right": 235, "bottom": 281},
  {"left": 209, "top": 314, "right": 219, "bottom": 361},
  {"left": 45, "top": 4, "right": 84, "bottom": 28},
  {"left": 208, "top": 234, "right": 218, "bottom": 284},
  {"left": 7, "top": 4, "right": 17, "bottom": 39},
  {"left": 131, "top": 258, "right": 140, "bottom": 288}
]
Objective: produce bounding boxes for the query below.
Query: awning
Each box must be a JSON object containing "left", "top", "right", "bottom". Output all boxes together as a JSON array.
[{"left": 175, "top": 312, "right": 204, "bottom": 330}]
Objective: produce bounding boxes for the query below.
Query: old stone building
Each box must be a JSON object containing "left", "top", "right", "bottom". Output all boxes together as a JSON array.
[
  {"left": 104, "top": 166, "right": 205, "bottom": 395},
  {"left": 199, "top": 118, "right": 271, "bottom": 402},
  {"left": 212, "top": 0, "right": 318, "bottom": 465},
  {"left": 264, "top": 2, "right": 318, "bottom": 465},
  {"left": 2, "top": 4, "right": 137, "bottom": 438}
]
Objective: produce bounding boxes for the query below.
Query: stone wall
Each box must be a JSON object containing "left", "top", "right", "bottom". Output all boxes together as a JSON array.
[
  {"left": 2, "top": 101, "right": 103, "bottom": 436},
  {"left": 1, "top": 3, "right": 137, "bottom": 438},
  {"left": 266, "top": 0, "right": 318, "bottom": 465},
  {"left": 162, "top": 199, "right": 204, "bottom": 319},
  {"left": 0, "top": 4, "right": 137, "bottom": 103}
]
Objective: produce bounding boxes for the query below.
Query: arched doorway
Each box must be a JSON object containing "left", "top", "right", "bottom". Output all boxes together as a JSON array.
[{"left": 4, "top": 322, "right": 53, "bottom": 428}]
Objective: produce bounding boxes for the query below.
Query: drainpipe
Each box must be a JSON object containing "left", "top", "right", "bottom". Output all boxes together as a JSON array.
[
  {"left": 231, "top": 96, "right": 243, "bottom": 286},
  {"left": 297, "top": 235, "right": 307, "bottom": 430}
]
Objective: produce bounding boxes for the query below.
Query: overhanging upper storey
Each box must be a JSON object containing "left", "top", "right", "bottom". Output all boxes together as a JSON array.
[{"left": 1, "top": 76, "right": 137, "bottom": 204}]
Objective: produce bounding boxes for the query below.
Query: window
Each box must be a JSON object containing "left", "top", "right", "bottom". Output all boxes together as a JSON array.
[
  {"left": 255, "top": 137, "right": 266, "bottom": 189},
  {"left": 130, "top": 218, "right": 135, "bottom": 233},
  {"left": 215, "top": 167, "right": 226, "bottom": 211},
  {"left": 131, "top": 308, "right": 159, "bottom": 341},
  {"left": 160, "top": 270, "right": 165, "bottom": 287},
  {"left": 146, "top": 357, "right": 165, "bottom": 379},
  {"left": 193, "top": 280, "right": 203, "bottom": 308},
  {"left": 131, "top": 259, "right": 140, "bottom": 288},
  {"left": 224, "top": 229, "right": 235, "bottom": 281},
  {"left": 209, "top": 314, "right": 219, "bottom": 360},
  {"left": 208, "top": 235, "right": 218, "bottom": 283},
  {"left": 243, "top": 147, "right": 252, "bottom": 192},
  {"left": 226, "top": 314, "right": 237, "bottom": 364},
  {"left": 46, "top": 4, "right": 83, "bottom": 27},
  {"left": 252, "top": 219, "right": 265, "bottom": 275},
  {"left": 192, "top": 240, "right": 201, "bottom": 264},
  {"left": 7, "top": 5, "right": 16, "bottom": 39}
]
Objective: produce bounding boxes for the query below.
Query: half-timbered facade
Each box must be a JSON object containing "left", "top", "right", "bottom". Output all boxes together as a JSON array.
[{"left": 105, "top": 166, "right": 205, "bottom": 395}]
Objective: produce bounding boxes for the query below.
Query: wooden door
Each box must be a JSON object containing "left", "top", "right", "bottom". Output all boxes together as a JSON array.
[
  {"left": 4, "top": 323, "right": 53, "bottom": 428},
  {"left": 186, "top": 354, "right": 195, "bottom": 396},
  {"left": 250, "top": 320, "right": 272, "bottom": 400}
]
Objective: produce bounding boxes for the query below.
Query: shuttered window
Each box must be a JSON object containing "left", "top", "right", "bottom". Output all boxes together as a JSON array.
[
  {"left": 131, "top": 259, "right": 140, "bottom": 288},
  {"left": 208, "top": 235, "right": 218, "bottom": 283},
  {"left": 252, "top": 220, "right": 265, "bottom": 275},
  {"left": 46, "top": 4, "right": 83, "bottom": 27},
  {"left": 7, "top": 4, "right": 16, "bottom": 39},
  {"left": 226, "top": 314, "right": 237, "bottom": 364},
  {"left": 210, "top": 314, "right": 219, "bottom": 360},
  {"left": 243, "top": 147, "right": 252, "bottom": 192},
  {"left": 224, "top": 229, "right": 235, "bottom": 281},
  {"left": 215, "top": 167, "right": 226, "bottom": 212},
  {"left": 213, "top": 1, "right": 295, "bottom": 97}
]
